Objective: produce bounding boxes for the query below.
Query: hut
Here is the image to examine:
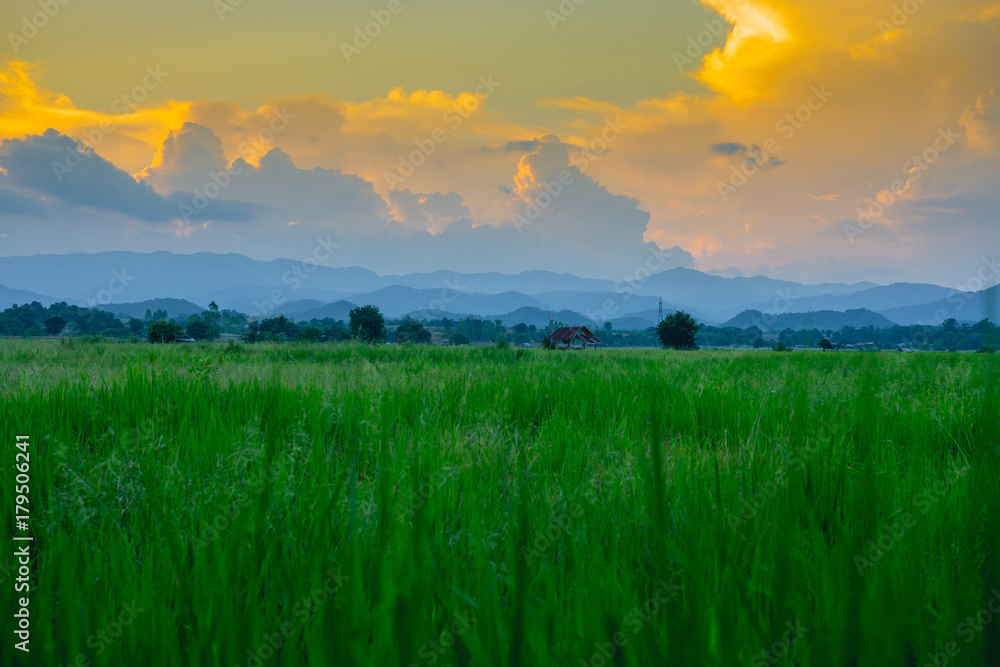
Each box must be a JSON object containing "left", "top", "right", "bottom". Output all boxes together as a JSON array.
[{"left": 546, "top": 326, "right": 601, "bottom": 349}]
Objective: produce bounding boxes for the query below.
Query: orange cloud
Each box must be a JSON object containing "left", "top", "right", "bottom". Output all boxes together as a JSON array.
[{"left": 0, "top": 59, "right": 189, "bottom": 175}]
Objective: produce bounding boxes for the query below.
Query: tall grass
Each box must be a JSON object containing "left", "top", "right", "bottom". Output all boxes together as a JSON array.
[{"left": 1, "top": 341, "right": 998, "bottom": 665}]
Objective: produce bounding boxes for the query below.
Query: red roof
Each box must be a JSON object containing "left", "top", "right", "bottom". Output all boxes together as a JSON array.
[{"left": 546, "top": 326, "right": 601, "bottom": 345}]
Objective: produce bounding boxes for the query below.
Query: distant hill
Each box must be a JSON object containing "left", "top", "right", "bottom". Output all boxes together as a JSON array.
[
  {"left": 346, "top": 286, "right": 544, "bottom": 318},
  {"left": 723, "top": 308, "right": 895, "bottom": 331},
  {"left": 0, "top": 251, "right": 965, "bottom": 324},
  {"left": 530, "top": 291, "right": 661, "bottom": 318},
  {"left": 0, "top": 251, "right": 385, "bottom": 305},
  {"left": 406, "top": 306, "right": 593, "bottom": 329},
  {"left": 608, "top": 316, "right": 656, "bottom": 331},
  {"left": 751, "top": 282, "right": 957, "bottom": 314},
  {"left": 0, "top": 284, "right": 61, "bottom": 310},
  {"left": 282, "top": 300, "right": 357, "bottom": 323},
  {"left": 633, "top": 267, "right": 876, "bottom": 320},
  {"left": 377, "top": 269, "right": 614, "bottom": 295},
  {"left": 272, "top": 300, "right": 330, "bottom": 317},
  {"left": 622, "top": 307, "right": 718, "bottom": 328},
  {"left": 108, "top": 299, "right": 206, "bottom": 320},
  {"left": 496, "top": 307, "right": 591, "bottom": 329},
  {"left": 880, "top": 286, "right": 1000, "bottom": 325}
]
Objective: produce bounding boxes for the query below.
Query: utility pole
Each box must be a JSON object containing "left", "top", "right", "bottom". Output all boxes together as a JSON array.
[{"left": 658, "top": 297, "right": 663, "bottom": 323}]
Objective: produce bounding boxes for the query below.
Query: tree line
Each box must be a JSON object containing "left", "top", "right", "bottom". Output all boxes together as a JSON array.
[{"left": 1, "top": 300, "right": 995, "bottom": 353}]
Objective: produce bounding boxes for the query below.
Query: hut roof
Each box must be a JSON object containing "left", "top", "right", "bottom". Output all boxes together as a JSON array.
[{"left": 547, "top": 326, "right": 601, "bottom": 345}]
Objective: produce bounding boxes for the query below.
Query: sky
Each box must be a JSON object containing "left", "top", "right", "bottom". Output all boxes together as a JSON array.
[{"left": 0, "top": 0, "right": 998, "bottom": 285}]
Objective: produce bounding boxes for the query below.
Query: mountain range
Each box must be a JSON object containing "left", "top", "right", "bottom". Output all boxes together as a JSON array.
[{"left": 0, "top": 251, "right": 995, "bottom": 331}]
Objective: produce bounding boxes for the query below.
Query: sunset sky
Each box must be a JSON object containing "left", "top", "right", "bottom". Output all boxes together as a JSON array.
[{"left": 1, "top": 0, "right": 998, "bottom": 284}]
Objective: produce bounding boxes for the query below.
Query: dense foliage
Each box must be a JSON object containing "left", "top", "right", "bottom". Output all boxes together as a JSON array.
[
  {"left": 1, "top": 300, "right": 995, "bottom": 354},
  {"left": 349, "top": 305, "right": 386, "bottom": 342},
  {"left": 656, "top": 311, "right": 700, "bottom": 350},
  {"left": 395, "top": 319, "right": 432, "bottom": 344},
  {"left": 0, "top": 301, "right": 129, "bottom": 337}
]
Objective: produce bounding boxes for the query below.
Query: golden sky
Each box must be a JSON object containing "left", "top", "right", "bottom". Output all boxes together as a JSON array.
[{"left": 1, "top": 0, "right": 998, "bottom": 283}]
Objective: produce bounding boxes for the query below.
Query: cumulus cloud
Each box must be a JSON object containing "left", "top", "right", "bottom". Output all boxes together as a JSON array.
[
  {"left": 388, "top": 190, "right": 470, "bottom": 233},
  {"left": 0, "top": 180, "right": 46, "bottom": 217},
  {"left": 216, "top": 148, "right": 391, "bottom": 235},
  {"left": 0, "top": 130, "right": 257, "bottom": 224},
  {"left": 143, "top": 122, "right": 228, "bottom": 192},
  {"left": 961, "top": 88, "right": 999, "bottom": 153},
  {"left": 0, "top": 129, "right": 177, "bottom": 222}
]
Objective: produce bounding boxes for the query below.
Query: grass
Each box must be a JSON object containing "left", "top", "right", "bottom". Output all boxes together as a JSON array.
[{"left": 2, "top": 340, "right": 999, "bottom": 665}]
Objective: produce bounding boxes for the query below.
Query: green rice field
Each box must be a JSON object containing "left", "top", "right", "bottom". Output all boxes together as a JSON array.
[{"left": 2, "top": 340, "right": 999, "bottom": 665}]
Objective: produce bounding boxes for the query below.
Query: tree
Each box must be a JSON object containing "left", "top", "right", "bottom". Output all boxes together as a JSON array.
[
  {"left": 349, "top": 305, "right": 385, "bottom": 342},
  {"left": 148, "top": 320, "right": 184, "bottom": 343},
  {"left": 656, "top": 311, "right": 700, "bottom": 350},
  {"left": 43, "top": 315, "right": 66, "bottom": 336},
  {"left": 128, "top": 318, "right": 145, "bottom": 336},
  {"left": 753, "top": 337, "right": 765, "bottom": 349},
  {"left": 450, "top": 332, "right": 470, "bottom": 346},
  {"left": 186, "top": 318, "right": 211, "bottom": 341},
  {"left": 772, "top": 341, "right": 791, "bottom": 352},
  {"left": 818, "top": 338, "right": 833, "bottom": 350},
  {"left": 297, "top": 325, "right": 323, "bottom": 342},
  {"left": 396, "top": 320, "right": 432, "bottom": 344},
  {"left": 242, "top": 321, "right": 260, "bottom": 343},
  {"left": 259, "top": 315, "right": 296, "bottom": 339},
  {"left": 322, "top": 321, "right": 351, "bottom": 341},
  {"left": 201, "top": 303, "right": 222, "bottom": 338}
]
